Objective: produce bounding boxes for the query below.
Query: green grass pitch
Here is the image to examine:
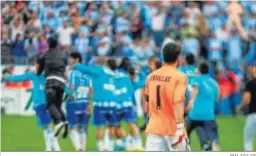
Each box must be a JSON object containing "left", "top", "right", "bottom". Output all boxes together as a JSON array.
[{"left": 1, "top": 115, "right": 256, "bottom": 151}]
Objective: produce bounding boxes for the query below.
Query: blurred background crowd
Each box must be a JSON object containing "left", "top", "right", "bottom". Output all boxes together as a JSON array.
[{"left": 1, "top": 1, "right": 256, "bottom": 115}]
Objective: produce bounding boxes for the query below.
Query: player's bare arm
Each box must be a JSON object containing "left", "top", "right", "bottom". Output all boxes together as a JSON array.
[
  {"left": 236, "top": 91, "right": 251, "bottom": 114},
  {"left": 173, "top": 75, "right": 187, "bottom": 123},
  {"left": 186, "top": 87, "right": 198, "bottom": 112}
]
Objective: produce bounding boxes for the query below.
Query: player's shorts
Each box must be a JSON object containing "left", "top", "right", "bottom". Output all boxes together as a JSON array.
[
  {"left": 66, "top": 101, "right": 89, "bottom": 128},
  {"left": 92, "top": 101, "right": 118, "bottom": 127},
  {"left": 145, "top": 134, "right": 191, "bottom": 151},
  {"left": 116, "top": 105, "right": 138, "bottom": 124},
  {"left": 34, "top": 104, "right": 52, "bottom": 129}
]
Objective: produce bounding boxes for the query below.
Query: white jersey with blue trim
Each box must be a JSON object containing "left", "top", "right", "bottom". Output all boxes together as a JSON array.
[{"left": 68, "top": 69, "right": 92, "bottom": 103}]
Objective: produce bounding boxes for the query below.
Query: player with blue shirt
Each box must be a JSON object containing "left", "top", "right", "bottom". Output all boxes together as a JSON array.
[
  {"left": 73, "top": 56, "right": 118, "bottom": 151},
  {"left": 186, "top": 62, "right": 220, "bottom": 151},
  {"left": 179, "top": 53, "right": 197, "bottom": 85},
  {"left": 66, "top": 52, "right": 92, "bottom": 151},
  {"left": 3, "top": 58, "right": 61, "bottom": 152},
  {"left": 180, "top": 53, "right": 211, "bottom": 151},
  {"left": 107, "top": 59, "right": 143, "bottom": 151}
]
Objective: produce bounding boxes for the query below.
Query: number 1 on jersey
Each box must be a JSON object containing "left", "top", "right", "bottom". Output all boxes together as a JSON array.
[{"left": 156, "top": 85, "right": 161, "bottom": 109}]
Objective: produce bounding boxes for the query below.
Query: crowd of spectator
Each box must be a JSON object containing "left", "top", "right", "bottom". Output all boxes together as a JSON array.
[{"left": 1, "top": 1, "right": 256, "bottom": 114}]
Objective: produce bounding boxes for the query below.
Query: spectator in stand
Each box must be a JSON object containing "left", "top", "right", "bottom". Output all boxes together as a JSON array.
[
  {"left": 151, "top": 7, "right": 166, "bottom": 47},
  {"left": 131, "top": 38, "right": 146, "bottom": 66},
  {"left": 184, "top": 1, "right": 201, "bottom": 27},
  {"left": 27, "top": 11, "right": 43, "bottom": 31},
  {"left": 209, "top": 12, "right": 223, "bottom": 32},
  {"left": 42, "top": 11, "right": 60, "bottom": 31},
  {"left": 97, "top": 30, "right": 111, "bottom": 56},
  {"left": 131, "top": 15, "right": 143, "bottom": 40},
  {"left": 10, "top": 15, "right": 25, "bottom": 41},
  {"left": 202, "top": 1, "right": 219, "bottom": 19},
  {"left": 99, "top": 3, "right": 114, "bottom": 26},
  {"left": 12, "top": 34, "right": 26, "bottom": 65},
  {"left": 227, "top": 27, "right": 242, "bottom": 69},
  {"left": 56, "top": 21, "right": 74, "bottom": 49},
  {"left": 182, "top": 32, "right": 200, "bottom": 56},
  {"left": 119, "top": 32, "right": 133, "bottom": 57},
  {"left": 1, "top": 26, "right": 12, "bottom": 64},
  {"left": 38, "top": 34, "right": 48, "bottom": 56},
  {"left": 75, "top": 32, "right": 90, "bottom": 64},
  {"left": 215, "top": 24, "right": 228, "bottom": 42},
  {"left": 197, "top": 14, "right": 209, "bottom": 59},
  {"left": 58, "top": 10, "right": 69, "bottom": 28},
  {"left": 24, "top": 33, "right": 39, "bottom": 64},
  {"left": 85, "top": 3, "right": 99, "bottom": 27},
  {"left": 43, "top": 25, "right": 57, "bottom": 39},
  {"left": 115, "top": 12, "right": 131, "bottom": 34},
  {"left": 208, "top": 32, "right": 223, "bottom": 64}
]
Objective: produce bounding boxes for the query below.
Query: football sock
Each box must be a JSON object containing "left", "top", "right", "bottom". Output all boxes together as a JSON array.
[
  {"left": 97, "top": 139, "right": 105, "bottom": 151},
  {"left": 51, "top": 133, "right": 61, "bottom": 152},
  {"left": 104, "top": 129, "right": 109, "bottom": 150},
  {"left": 126, "top": 135, "right": 133, "bottom": 149},
  {"left": 70, "top": 129, "right": 81, "bottom": 151},
  {"left": 44, "top": 129, "right": 53, "bottom": 151},
  {"left": 108, "top": 137, "right": 114, "bottom": 151},
  {"left": 133, "top": 136, "right": 142, "bottom": 149},
  {"left": 79, "top": 129, "right": 87, "bottom": 151}
]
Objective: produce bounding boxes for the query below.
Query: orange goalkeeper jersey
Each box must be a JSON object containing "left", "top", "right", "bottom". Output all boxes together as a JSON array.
[{"left": 144, "top": 65, "right": 187, "bottom": 136}]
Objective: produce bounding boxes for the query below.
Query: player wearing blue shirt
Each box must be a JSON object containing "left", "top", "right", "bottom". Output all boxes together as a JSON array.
[
  {"left": 73, "top": 56, "right": 118, "bottom": 151},
  {"left": 180, "top": 53, "right": 211, "bottom": 151},
  {"left": 3, "top": 60, "right": 61, "bottom": 152},
  {"left": 67, "top": 52, "right": 92, "bottom": 151},
  {"left": 185, "top": 62, "right": 220, "bottom": 151},
  {"left": 107, "top": 60, "right": 143, "bottom": 151},
  {"left": 179, "top": 53, "right": 198, "bottom": 85}
]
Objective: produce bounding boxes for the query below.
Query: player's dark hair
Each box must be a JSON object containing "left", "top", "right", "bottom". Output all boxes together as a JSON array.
[
  {"left": 155, "top": 60, "right": 162, "bottom": 69},
  {"left": 162, "top": 42, "right": 181, "bottom": 63},
  {"left": 185, "top": 53, "right": 195, "bottom": 65},
  {"left": 108, "top": 59, "right": 117, "bottom": 71},
  {"left": 70, "top": 52, "right": 82, "bottom": 63},
  {"left": 199, "top": 62, "right": 209, "bottom": 74},
  {"left": 128, "top": 66, "right": 135, "bottom": 77},
  {"left": 119, "top": 57, "right": 131, "bottom": 72},
  {"left": 47, "top": 37, "right": 58, "bottom": 49}
]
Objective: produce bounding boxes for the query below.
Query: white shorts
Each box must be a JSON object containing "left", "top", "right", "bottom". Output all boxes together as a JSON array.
[{"left": 146, "top": 134, "right": 191, "bottom": 151}]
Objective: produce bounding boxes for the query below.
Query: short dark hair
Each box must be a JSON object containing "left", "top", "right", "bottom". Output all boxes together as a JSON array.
[
  {"left": 185, "top": 53, "right": 195, "bottom": 65},
  {"left": 155, "top": 60, "right": 162, "bottom": 69},
  {"left": 47, "top": 37, "right": 58, "bottom": 49},
  {"left": 119, "top": 57, "right": 131, "bottom": 72},
  {"left": 162, "top": 42, "right": 181, "bottom": 63},
  {"left": 128, "top": 66, "right": 135, "bottom": 77},
  {"left": 199, "top": 62, "right": 209, "bottom": 74},
  {"left": 70, "top": 52, "right": 82, "bottom": 63},
  {"left": 107, "top": 59, "right": 117, "bottom": 71}
]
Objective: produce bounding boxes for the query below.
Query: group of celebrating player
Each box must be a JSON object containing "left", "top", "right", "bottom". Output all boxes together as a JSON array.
[{"left": 3, "top": 38, "right": 222, "bottom": 152}]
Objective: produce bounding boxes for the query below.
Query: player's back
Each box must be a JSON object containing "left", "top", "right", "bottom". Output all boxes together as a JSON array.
[
  {"left": 114, "top": 72, "right": 135, "bottom": 109},
  {"left": 115, "top": 72, "right": 134, "bottom": 101},
  {"left": 32, "top": 73, "right": 47, "bottom": 106},
  {"left": 68, "top": 70, "right": 91, "bottom": 103},
  {"left": 94, "top": 67, "right": 116, "bottom": 102},
  {"left": 189, "top": 75, "right": 219, "bottom": 120},
  {"left": 74, "top": 64, "right": 116, "bottom": 102},
  {"left": 145, "top": 66, "right": 187, "bottom": 136},
  {"left": 179, "top": 65, "right": 197, "bottom": 85}
]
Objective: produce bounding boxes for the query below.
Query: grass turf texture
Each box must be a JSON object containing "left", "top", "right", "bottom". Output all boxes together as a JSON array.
[{"left": 1, "top": 115, "right": 256, "bottom": 151}]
